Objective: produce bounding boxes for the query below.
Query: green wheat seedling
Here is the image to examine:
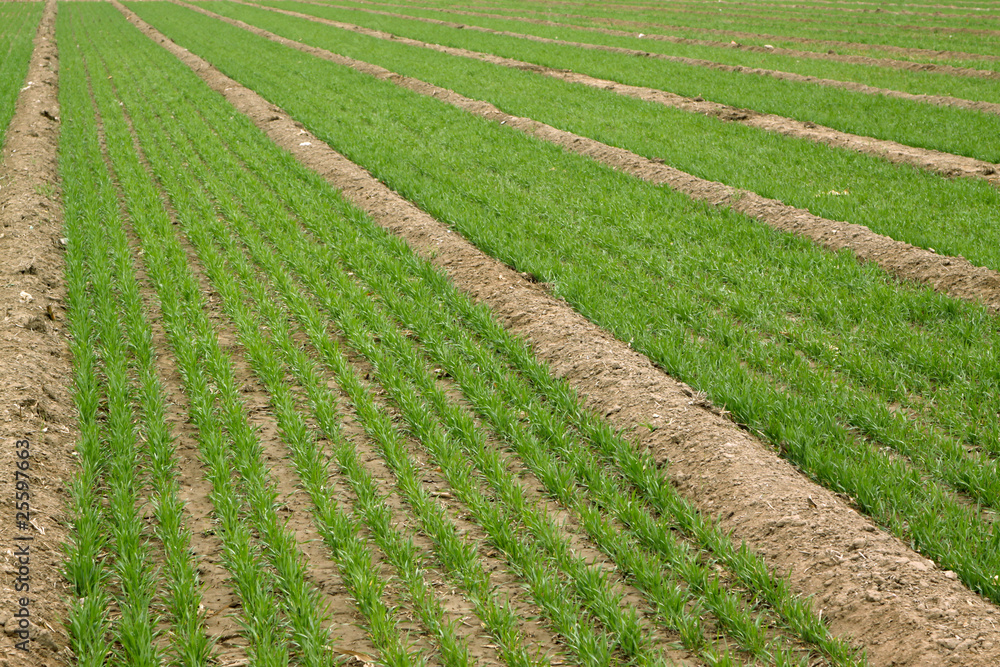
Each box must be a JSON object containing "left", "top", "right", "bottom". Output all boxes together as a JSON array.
[
  {"left": 199, "top": 170, "right": 548, "bottom": 667},
  {"left": 58, "top": 40, "right": 113, "bottom": 664},
  {"left": 384, "top": 260, "right": 868, "bottom": 667},
  {"left": 263, "top": 221, "right": 824, "bottom": 666},
  {"left": 119, "top": 13, "right": 860, "bottom": 660},
  {"left": 230, "top": 0, "right": 1000, "bottom": 142},
  {"left": 196, "top": 0, "right": 1000, "bottom": 279},
  {"left": 200, "top": 137, "right": 696, "bottom": 667},
  {"left": 172, "top": 81, "right": 857, "bottom": 662},
  {"left": 122, "top": 60, "right": 637, "bottom": 664},
  {"left": 319, "top": 0, "right": 1000, "bottom": 65},
  {"left": 275, "top": 0, "right": 1000, "bottom": 76},
  {"left": 74, "top": 39, "right": 215, "bottom": 664},
  {"left": 60, "top": 17, "right": 165, "bottom": 664},
  {"left": 146, "top": 39, "right": 860, "bottom": 660}
]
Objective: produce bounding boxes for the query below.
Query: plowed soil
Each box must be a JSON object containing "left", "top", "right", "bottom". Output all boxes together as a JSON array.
[{"left": 0, "top": 1, "right": 72, "bottom": 661}]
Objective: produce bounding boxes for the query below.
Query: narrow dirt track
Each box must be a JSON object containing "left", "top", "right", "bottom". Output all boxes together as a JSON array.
[
  {"left": 169, "top": 0, "right": 1000, "bottom": 312},
  {"left": 347, "top": 0, "right": 1000, "bottom": 64},
  {"left": 114, "top": 2, "right": 1000, "bottom": 666},
  {"left": 306, "top": 0, "right": 1000, "bottom": 80},
  {"left": 239, "top": 0, "right": 1000, "bottom": 188},
  {"left": 0, "top": 0, "right": 72, "bottom": 660}
]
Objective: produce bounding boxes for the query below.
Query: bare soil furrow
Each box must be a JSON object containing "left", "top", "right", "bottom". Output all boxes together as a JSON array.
[
  {"left": 113, "top": 3, "right": 1000, "bottom": 666},
  {"left": 162, "top": 0, "right": 1000, "bottom": 313},
  {"left": 0, "top": 0, "right": 73, "bottom": 660},
  {"left": 241, "top": 0, "right": 1000, "bottom": 189},
  {"left": 350, "top": 0, "right": 1000, "bottom": 64},
  {"left": 305, "top": 0, "right": 1000, "bottom": 80}
]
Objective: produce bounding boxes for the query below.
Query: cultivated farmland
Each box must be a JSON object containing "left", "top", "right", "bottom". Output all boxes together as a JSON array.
[{"left": 3, "top": 0, "right": 1000, "bottom": 666}]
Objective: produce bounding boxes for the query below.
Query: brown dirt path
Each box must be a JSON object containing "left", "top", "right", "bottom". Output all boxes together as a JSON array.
[
  {"left": 242, "top": 0, "right": 1000, "bottom": 189},
  {"left": 113, "top": 3, "right": 1000, "bottom": 666},
  {"left": 310, "top": 0, "right": 1000, "bottom": 80},
  {"left": 0, "top": 0, "right": 73, "bottom": 661},
  {"left": 165, "top": 0, "right": 1000, "bottom": 312},
  {"left": 349, "top": 0, "right": 1000, "bottom": 64}
]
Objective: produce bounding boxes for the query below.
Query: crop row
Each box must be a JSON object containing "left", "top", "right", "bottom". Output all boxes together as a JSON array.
[
  {"left": 128, "top": 0, "right": 1000, "bottom": 603},
  {"left": 0, "top": 2, "right": 42, "bottom": 149},
  {"left": 371, "top": 0, "right": 1000, "bottom": 61},
  {"left": 304, "top": 0, "right": 1000, "bottom": 96},
  {"left": 60, "top": 3, "right": 862, "bottom": 666},
  {"left": 407, "top": 0, "right": 1000, "bottom": 66},
  {"left": 461, "top": 0, "right": 999, "bottom": 33},
  {"left": 287, "top": 0, "right": 1000, "bottom": 148},
  {"left": 189, "top": 3, "right": 1000, "bottom": 283},
  {"left": 569, "top": 0, "right": 1000, "bottom": 25}
]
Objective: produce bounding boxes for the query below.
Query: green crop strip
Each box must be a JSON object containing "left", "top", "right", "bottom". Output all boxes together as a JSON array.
[
  {"left": 348, "top": 0, "right": 1000, "bottom": 61},
  {"left": 128, "top": 0, "right": 1000, "bottom": 605},
  {"left": 259, "top": 0, "right": 1000, "bottom": 105},
  {"left": 548, "top": 0, "right": 997, "bottom": 30},
  {"left": 335, "top": 0, "right": 1000, "bottom": 68},
  {"left": 96, "top": 8, "right": 867, "bottom": 665},
  {"left": 194, "top": 0, "right": 1000, "bottom": 276},
  {"left": 64, "top": 5, "right": 448, "bottom": 666},
  {"left": 120, "top": 70, "right": 555, "bottom": 667},
  {"left": 59, "top": 8, "right": 216, "bottom": 667},
  {"left": 59, "top": 10, "right": 289, "bottom": 667},
  {"left": 0, "top": 2, "right": 42, "bottom": 148},
  {"left": 233, "top": 0, "right": 1000, "bottom": 164}
]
